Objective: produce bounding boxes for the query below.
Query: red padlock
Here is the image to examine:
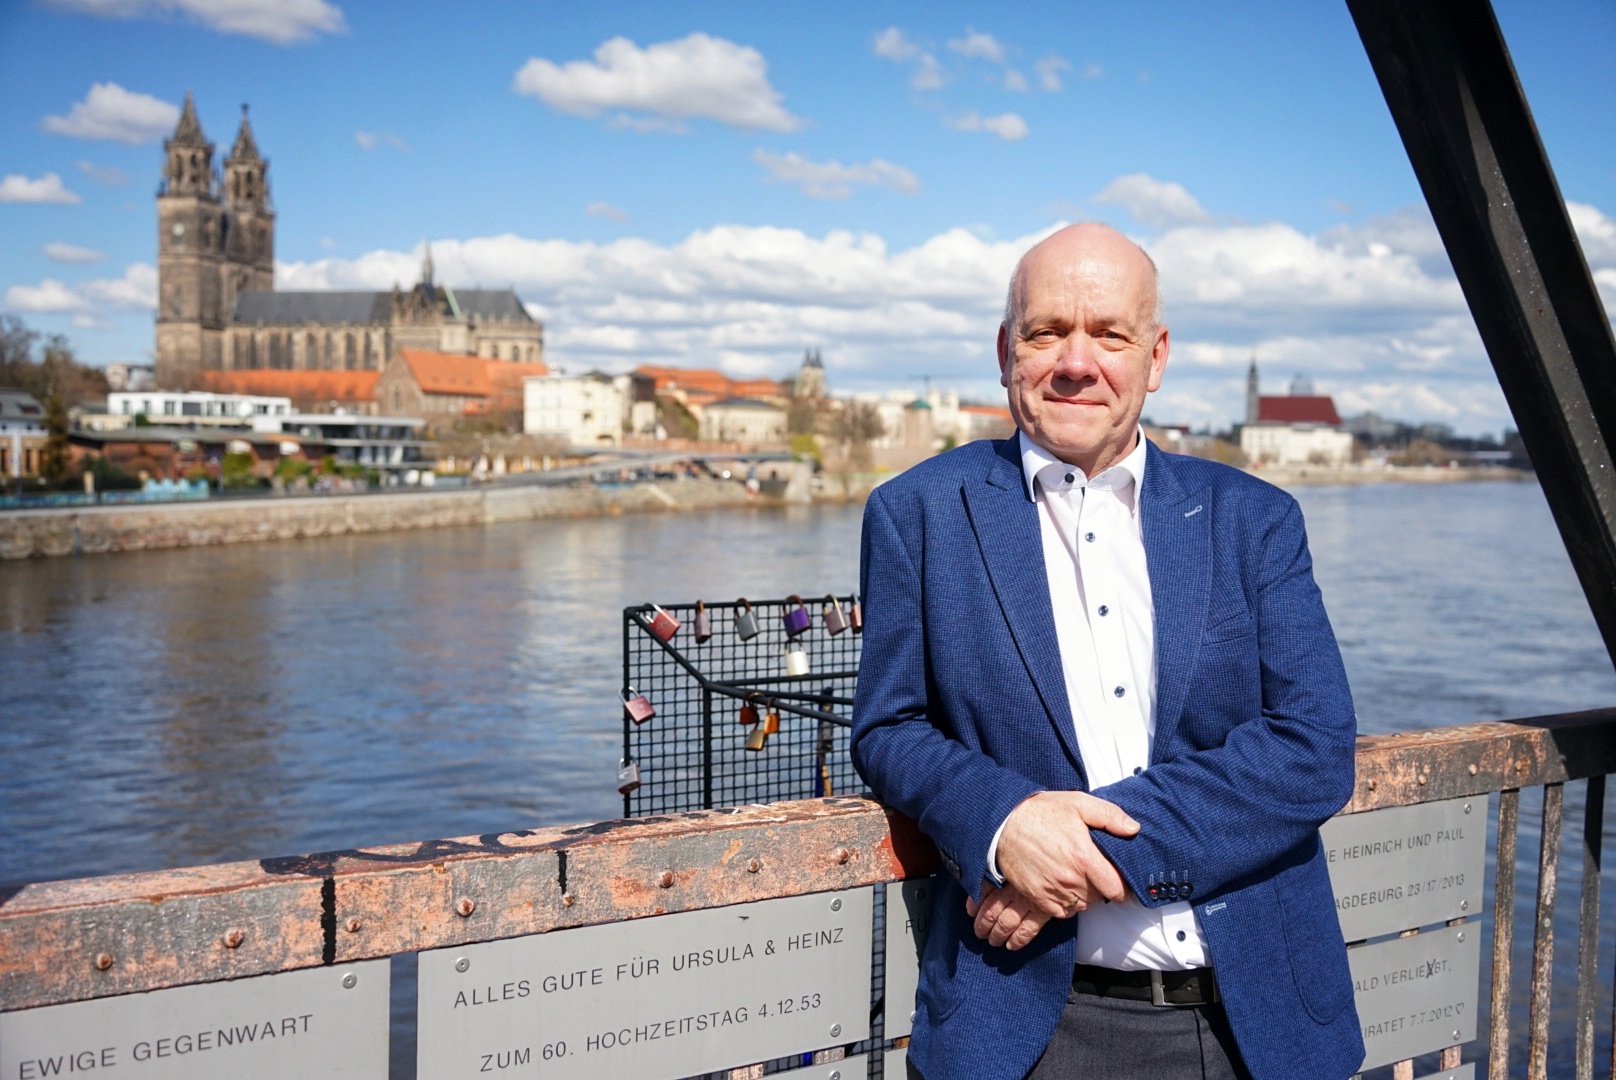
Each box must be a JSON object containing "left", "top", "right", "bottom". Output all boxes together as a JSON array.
[
  {"left": 647, "top": 604, "right": 680, "bottom": 642},
  {"left": 738, "top": 695, "right": 760, "bottom": 726},
  {"left": 622, "top": 687, "right": 655, "bottom": 725}
]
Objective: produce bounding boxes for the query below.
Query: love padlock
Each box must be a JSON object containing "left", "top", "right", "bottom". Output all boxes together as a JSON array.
[
  {"left": 784, "top": 642, "right": 810, "bottom": 677},
  {"left": 849, "top": 592, "right": 864, "bottom": 634},
  {"left": 782, "top": 595, "right": 812, "bottom": 637},
  {"left": 646, "top": 604, "right": 680, "bottom": 642},
  {"left": 693, "top": 600, "right": 713, "bottom": 644},
  {"left": 738, "top": 695, "right": 760, "bottom": 726},
  {"left": 762, "top": 702, "right": 781, "bottom": 735},
  {"left": 744, "top": 725, "right": 769, "bottom": 752},
  {"left": 735, "top": 598, "right": 761, "bottom": 641},
  {"left": 823, "top": 594, "right": 848, "bottom": 636},
  {"left": 622, "top": 687, "right": 655, "bottom": 725},
  {"left": 617, "top": 758, "right": 642, "bottom": 794}
]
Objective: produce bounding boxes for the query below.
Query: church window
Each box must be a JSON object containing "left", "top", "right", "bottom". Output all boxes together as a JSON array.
[
  {"left": 363, "top": 333, "right": 374, "bottom": 368},
  {"left": 392, "top": 387, "right": 402, "bottom": 412},
  {"left": 345, "top": 333, "right": 356, "bottom": 369},
  {"left": 323, "top": 333, "right": 333, "bottom": 369}
]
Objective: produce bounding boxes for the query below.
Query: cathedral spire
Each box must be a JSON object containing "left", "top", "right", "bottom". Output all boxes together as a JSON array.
[
  {"left": 420, "top": 243, "right": 435, "bottom": 288},
  {"left": 227, "top": 104, "right": 262, "bottom": 164},
  {"left": 163, "top": 90, "right": 214, "bottom": 195},
  {"left": 171, "top": 91, "right": 207, "bottom": 146}
]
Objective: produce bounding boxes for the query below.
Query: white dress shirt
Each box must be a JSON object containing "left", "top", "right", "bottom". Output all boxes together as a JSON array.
[{"left": 988, "top": 430, "right": 1208, "bottom": 971}]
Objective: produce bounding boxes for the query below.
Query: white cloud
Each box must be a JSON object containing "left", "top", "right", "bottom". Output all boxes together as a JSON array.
[
  {"left": 1003, "top": 70, "right": 1029, "bottom": 92},
  {"left": 946, "top": 111, "right": 1028, "bottom": 141},
  {"left": 1034, "top": 56, "right": 1069, "bottom": 92},
  {"left": 76, "top": 160, "right": 129, "bottom": 186},
  {"left": 948, "top": 29, "right": 1006, "bottom": 64},
  {"left": 512, "top": 33, "right": 802, "bottom": 133},
  {"left": 0, "top": 173, "right": 82, "bottom": 204},
  {"left": 1569, "top": 201, "right": 1616, "bottom": 267},
  {"left": 43, "top": 83, "right": 178, "bottom": 144},
  {"left": 44, "top": 0, "right": 345, "bottom": 44},
  {"left": 586, "top": 202, "right": 628, "bottom": 222},
  {"left": 752, "top": 150, "right": 919, "bottom": 199},
  {"left": 355, "top": 131, "right": 410, "bottom": 151},
  {"left": 873, "top": 27, "right": 944, "bottom": 90},
  {"left": 2, "top": 263, "right": 156, "bottom": 319},
  {"left": 1093, "top": 173, "right": 1211, "bottom": 228},
  {"left": 44, "top": 242, "right": 107, "bottom": 264}
]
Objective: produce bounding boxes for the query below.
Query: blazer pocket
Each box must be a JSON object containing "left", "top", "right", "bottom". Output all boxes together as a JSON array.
[
  {"left": 1274, "top": 853, "right": 1356, "bottom": 1024},
  {"left": 1202, "top": 608, "right": 1256, "bottom": 644}
]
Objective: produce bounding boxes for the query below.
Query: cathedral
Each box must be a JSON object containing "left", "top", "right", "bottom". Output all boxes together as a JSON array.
[{"left": 155, "top": 94, "right": 543, "bottom": 389}]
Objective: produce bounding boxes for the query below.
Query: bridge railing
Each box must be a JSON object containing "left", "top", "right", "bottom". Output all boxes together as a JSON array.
[{"left": 2, "top": 710, "right": 1614, "bottom": 1080}]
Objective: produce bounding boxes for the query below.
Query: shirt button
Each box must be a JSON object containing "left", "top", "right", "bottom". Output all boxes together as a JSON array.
[
  {"left": 1064, "top": 473, "right": 1075, "bottom": 484},
  {"left": 1114, "top": 686, "right": 1126, "bottom": 698},
  {"left": 1098, "top": 605, "right": 1109, "bottom": 616},
  {"left": 1176, "top": 930, "right": 1187, "bottom": 942},
  {"left": 1085, "top": 531, "right": 1095, "bottom": 542}
]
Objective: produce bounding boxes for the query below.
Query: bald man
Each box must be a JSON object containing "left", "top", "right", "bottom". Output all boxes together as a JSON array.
[{"left": 851, "top": 224, "right": 1363, "bottom": 1080}]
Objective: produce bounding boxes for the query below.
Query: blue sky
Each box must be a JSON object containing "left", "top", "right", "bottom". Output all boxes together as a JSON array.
[{"left": 1, "top": 0, "right": 1612, "bottom": 434}]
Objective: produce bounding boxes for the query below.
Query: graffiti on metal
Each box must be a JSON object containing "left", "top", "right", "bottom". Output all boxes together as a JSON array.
[
  {"left": 416, "top": 889, "right": 873, "bottom": 1080},
  {"left": 1324, "top": 797, "right": 1486, "bottom": 940},
  {"left": 883, "top": 878, "right": 934, "bottom": 1040},
  {"left": 0, "top": 960, "right": 388, "bottom": 1080},
  {"left": 1349, "top": 923, "right": 1480, "bottom": 1071}
]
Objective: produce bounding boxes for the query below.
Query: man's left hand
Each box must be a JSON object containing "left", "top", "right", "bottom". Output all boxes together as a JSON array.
[{"left": 966, "top": 881, "right": 1053, "bottom": 951}]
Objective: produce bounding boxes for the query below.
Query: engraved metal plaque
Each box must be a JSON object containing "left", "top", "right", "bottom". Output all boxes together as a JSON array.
[
  {"left": 1349, "top": 923, "right": 1480, "bottom": 1071},
  {"left": 1419, "top": 1066, "right": 1474, "bottom": 1080},
  {"left": 417, "top": 890, "right": 873, "bottom": 1080},
  {"left": 883, "top": 878, "right": 934, "bottom": 1040},
  {"left": 884, "top": 1045, "right": 909, "bottom": 1080},
  {"left": 780, "top": 1052, "right": 868, "bottom": 1080},
  {"left": 1323, "top": 797, "right": 1486, "bottom": 940},
  {"left": 0, "top": 960, "right": 389, "bottom": 1080}
]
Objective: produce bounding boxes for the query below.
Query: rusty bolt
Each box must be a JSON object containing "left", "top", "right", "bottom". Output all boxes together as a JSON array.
[
  {"left": 345, "top": 918, "right": 362, "bottom": 934},
  {"left": 455, "top": 898, "right": 476, "bottom": 918},
  {"left": 1468, "top": 763, "right": 1479, "bottom": 776},
  {"left": 747, "top": 858, "right": 762, "bottom": 873},
  {"left": 94, "top": 953, "right": 114, "bottom": 971},
  {"left": 658, "top": 871, "right": 675, "bottom": 889},
  {"left": 562, "top": 893, "right": 576, "bottom": 907},
  {"left": 1418, "top": 774, "right": 1428, "bottom": 785},
  {"left": 834, "top": 847, "right": 852, "bottom": 865},
  {"left": 223, "top": 929, "right": 245, "bottom": 948},
  {"left": 1367, "top": 778, "right": 1377, "bottom": 791}
]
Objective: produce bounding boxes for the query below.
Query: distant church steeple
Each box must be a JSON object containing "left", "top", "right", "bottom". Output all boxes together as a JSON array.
[
  {"left": 224, "top": 104, "right": 268, "bottom": 211},
  {"left": 420, "top": 243, "right": 435, "bottom": 288},
  {"left": 163, "top": 91, "right": 214, "bottom": 196},
  {"left": 1246, "top": 354, "right": 1260, "bottom": 425}
]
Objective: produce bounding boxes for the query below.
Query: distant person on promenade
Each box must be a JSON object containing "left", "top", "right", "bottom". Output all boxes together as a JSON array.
[{"left": 851, "top": 223, "right": 1362, "bottom": 1080}]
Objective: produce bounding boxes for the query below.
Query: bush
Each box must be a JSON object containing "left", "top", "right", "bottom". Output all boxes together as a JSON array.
[
  {"left": 83, "top": 455, "right": 143, "bottom": 491},
  {"left": 275, "top": 456, "right": 313, "bottom": 481},
  {"left": 221, "top": 451, "right": 263, "bottom": 489}
]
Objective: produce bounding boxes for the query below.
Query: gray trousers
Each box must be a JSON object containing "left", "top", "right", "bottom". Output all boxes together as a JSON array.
[{"left": 908, "top": 989, "right": 1253, "bottom": 1080}]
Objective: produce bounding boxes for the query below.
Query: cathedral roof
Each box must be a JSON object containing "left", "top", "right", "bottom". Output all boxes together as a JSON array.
[
  {"left": 1255, "top": 395, "right": 1341, "bottom": 426},
  {"left": 234, "top": 291, "right": 392, "bottom": 325},
  {"left": 169, "top": 91, "right": 209, "bottom": 147},
  {"left": 228, "top": 107, "right": 263, "bottom": 163},
  {"left": 451, "top": 289, "right": 534, "bottom": 322}
]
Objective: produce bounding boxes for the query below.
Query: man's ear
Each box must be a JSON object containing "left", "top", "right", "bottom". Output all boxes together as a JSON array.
[
  {"left": 997, "top": 323, "right": 1012, "bottom": 388},
  {"left": 1145, "top": 326, "right": 1169, "bottom": 393}
]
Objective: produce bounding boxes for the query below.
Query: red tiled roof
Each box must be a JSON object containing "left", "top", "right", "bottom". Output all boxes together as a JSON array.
[
  {"left": 960, "top": 405, "right": 1012, "bottom": 418},
  {"left": 634, "top": 365, "right": 783, "bottom": 401},
  {"left": 398, "top": 349, "right": 547, "bottom": 399},
  {"left": 1256, "top": 395, "right": 1341, "bottom": 425},
  {"left": 199, "top": 369, "right": 380, "bottom": 404}
]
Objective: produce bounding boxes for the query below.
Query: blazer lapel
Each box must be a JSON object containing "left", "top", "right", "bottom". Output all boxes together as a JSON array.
[
  {"left": 1141, "top": 442, "right": 1212, "bottom": 759},
  {"left": 962, "top": 439, "right": 1086, "bottom": 781}
]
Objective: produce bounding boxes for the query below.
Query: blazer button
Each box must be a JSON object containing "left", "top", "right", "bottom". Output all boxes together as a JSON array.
[
  {"left": 1147, "top": 885, "right": 1160, "bottom": 899},
  {"left": 1181, "top": 883, "right": 1193, "bottom": 898}
]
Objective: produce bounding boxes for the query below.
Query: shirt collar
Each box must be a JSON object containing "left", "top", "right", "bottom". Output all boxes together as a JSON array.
[{"left": 1019, "top": 428, "right": 1148, "bottom": 505}]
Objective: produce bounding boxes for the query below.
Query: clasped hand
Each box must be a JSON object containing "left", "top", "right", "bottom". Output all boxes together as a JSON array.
[{"left": 964, "top": 790, "right": 1138, "bottom": 952}]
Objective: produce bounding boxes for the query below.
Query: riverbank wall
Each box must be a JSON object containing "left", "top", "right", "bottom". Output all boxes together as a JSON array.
[{"left": 0, "top": 478, "right": 757, "bottom": 559}]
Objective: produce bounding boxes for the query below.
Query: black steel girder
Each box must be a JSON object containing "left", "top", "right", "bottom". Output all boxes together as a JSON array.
[{"left": 1347, "top": 0, "right": 1616, "bottom": 667}]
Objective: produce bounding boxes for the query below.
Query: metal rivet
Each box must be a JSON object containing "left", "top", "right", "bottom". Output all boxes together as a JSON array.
[
  {"left": 1464, "top": 802, "right": 1473, "bottom": 812},
  {"left": 341, "top": 972, "right": 357, "bottom": 989},
  {"left": 1460, "top": 900, "right": 1468, "bottom": 911},
  {"left": 562, "top": 893, "right": 576, "bottom": 906},
  {"left": 454, "top": 957, "right": 470, "bottom": 973},
  {"left": 659, "top": 871, "right": 675, "bottom": 889},
  {"left": 910, "top": 1010, "right": 917, "bottom": 1023},
  {"left": 1457, "top": 932, "right": 1465, "bottom": 942},
  {"left": 830, "top": 897, "right": 842, "bottom": 912},
  {"left": 829, "top": 1023, "right": 841, "bottom": 1037},
  {"left": 345, "top": 917, "right": 362, "bottom": 933},
  {"left": 834, "top": 847, "right": 851, "bottom": 865},
  {"left": 1467, "top": 765, "right": 1478, "bottom": 776},
  {"left": 747, "top": 858, "right": 761, "bottom": 873},
  {"left": 1452, "top": 1029, "right": 1461, "bottom": 1040},
  {"left": 223, "top": 929, "right": 244, "bottom": 948},
  {"left": 830, "top": 1072, "right": 841, "bottom": 1080},
  {"left": 95, "top": 953, "right": 114, "bottom": 971},
  {"left": 456, "top": 898, "right": 475, "bottom": 917}
]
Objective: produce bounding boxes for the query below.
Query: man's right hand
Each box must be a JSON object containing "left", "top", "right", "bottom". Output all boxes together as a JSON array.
[{"left": 996, "top": 790, "right": 1139, "bottom": 921}]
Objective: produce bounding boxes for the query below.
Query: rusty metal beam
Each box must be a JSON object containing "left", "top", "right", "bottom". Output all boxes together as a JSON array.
[
  {"left": 1347, "top": 0, "right": 1616, "bottom": 666},
  {"left": 5, "top": 712, "right": 1616, "bottom": 1013}
]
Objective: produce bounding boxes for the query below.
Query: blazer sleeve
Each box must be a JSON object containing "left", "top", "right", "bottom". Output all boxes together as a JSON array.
[
  {"left": 1089, "top": 495, "right": 1358, "bottom": 905},
  {"left": 850, "top": 486, "right": 1044, "bottom": 901}
]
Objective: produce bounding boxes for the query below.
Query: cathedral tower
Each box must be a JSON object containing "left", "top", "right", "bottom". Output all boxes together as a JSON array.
[
  {"left": 155, "top": 92, "right": 225, "bottom": 388},
  {"left": 221, "top": 105, "right": 274, "bottom": 313},
  {"left": 1245, "top": 355, "right": 1260, "bottom": 426}
]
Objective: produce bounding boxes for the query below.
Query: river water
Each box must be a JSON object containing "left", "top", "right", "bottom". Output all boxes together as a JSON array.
[{"left": 2, "top": 478, "right": 1614, "bottom": 1075}]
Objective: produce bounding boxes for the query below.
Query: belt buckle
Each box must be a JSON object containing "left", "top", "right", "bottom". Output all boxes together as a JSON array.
[{"left": 1150, "top": 970, "right": 1207, "bottom": 1008}]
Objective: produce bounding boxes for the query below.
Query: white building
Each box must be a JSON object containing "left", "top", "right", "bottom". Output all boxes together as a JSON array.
[
  {"left": 0, "top": 388, "right": 45, "bottom": 434},
  {"left": 847, "top": 387, "right": 963, "bottom": 450},
  {"left": 109, "top": 391, "right": 293, "bottom": 426},
  {"left": 1240, "top": 424, "right": 1356, "bottom": 467},
  {"left": 523, "top": 373, "right": 624, "bottom": 447},
  {"left": 698, "top": 397, "right": 786, "bottom": 446}
]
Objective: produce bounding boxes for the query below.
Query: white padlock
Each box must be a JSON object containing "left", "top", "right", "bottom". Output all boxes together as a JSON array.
[{"left": 784, "top": 643, "right": 810, "bottom": 677}]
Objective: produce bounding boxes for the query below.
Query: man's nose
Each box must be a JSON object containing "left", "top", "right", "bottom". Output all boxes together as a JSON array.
[{"left": 1050, "top": 336, "right": 1099, "bottom": 381}]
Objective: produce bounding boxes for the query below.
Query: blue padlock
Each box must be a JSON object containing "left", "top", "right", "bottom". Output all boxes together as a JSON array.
[{"left": 783, "top": 595, "right": 812, "bottom": 637}]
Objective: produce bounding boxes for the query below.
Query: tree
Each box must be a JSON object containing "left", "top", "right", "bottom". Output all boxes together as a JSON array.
[
  {"left": 39, "top": 388, "right": 70, "bottom": 487},
  {"left": 829, "top": 400, "right": 884, "bottom": 470},
  {"left": 0, "top": 317, "right": 108, "bottom": 408}
]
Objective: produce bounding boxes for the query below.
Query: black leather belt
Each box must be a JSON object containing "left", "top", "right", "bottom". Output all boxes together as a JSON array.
[{"left": 1071, "top": 963, "right": 1219, "bottom": 1007}]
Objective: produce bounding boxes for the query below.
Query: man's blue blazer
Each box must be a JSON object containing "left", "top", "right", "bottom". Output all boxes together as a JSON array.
[{"left": 850, "top": 437, "right": 1364, "bottom": 1080}]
